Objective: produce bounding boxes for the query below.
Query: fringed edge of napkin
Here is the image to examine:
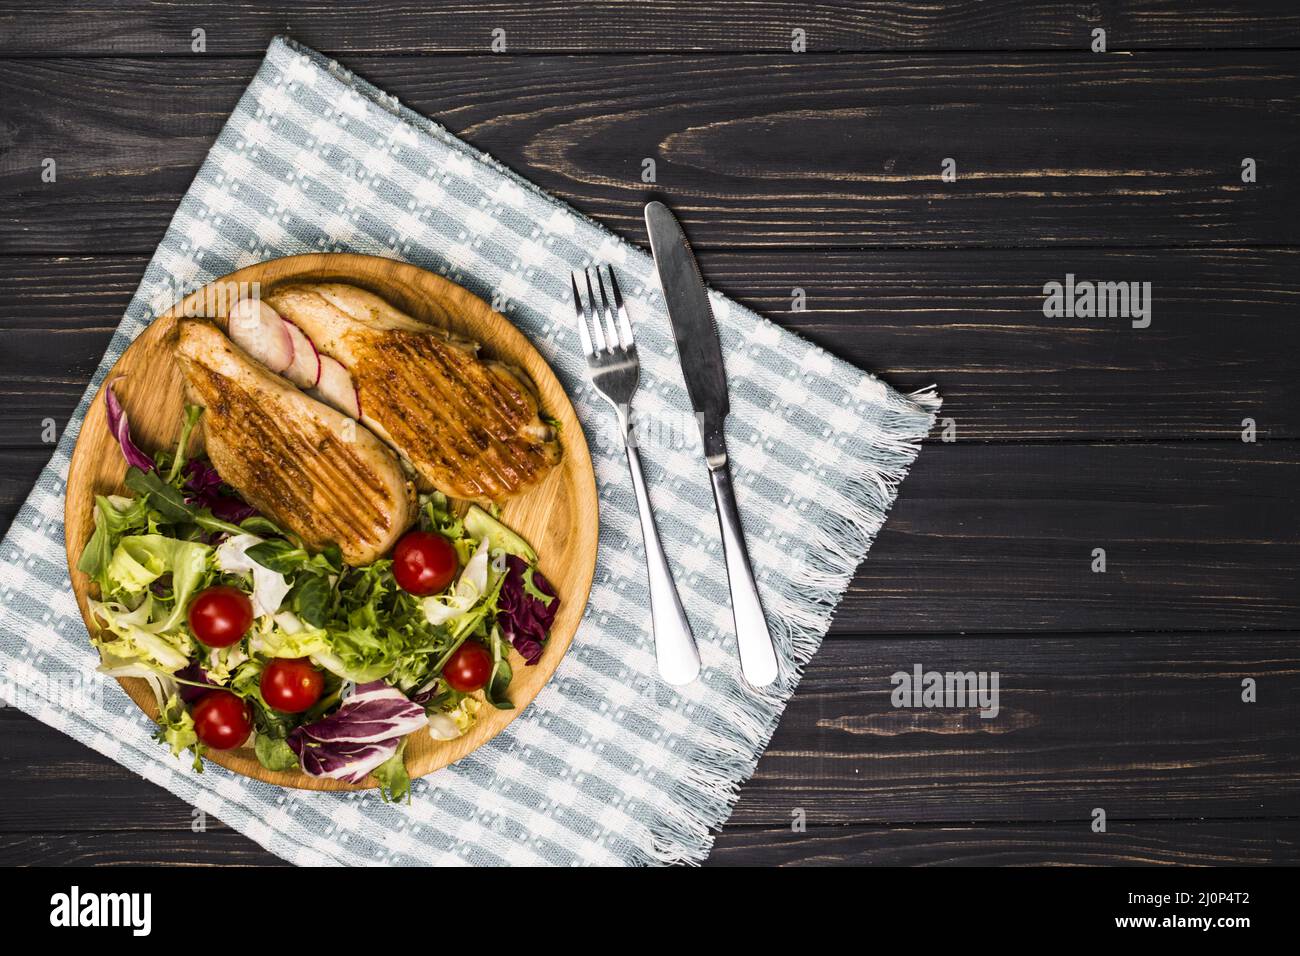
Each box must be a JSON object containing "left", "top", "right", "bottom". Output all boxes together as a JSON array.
[{"left": 635, "top": 386, "right": 941, "bottom": 865}]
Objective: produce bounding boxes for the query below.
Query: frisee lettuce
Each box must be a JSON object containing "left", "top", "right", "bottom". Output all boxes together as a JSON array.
[{"left": 154, "top": 693, "right": 205, "bottom": 772}]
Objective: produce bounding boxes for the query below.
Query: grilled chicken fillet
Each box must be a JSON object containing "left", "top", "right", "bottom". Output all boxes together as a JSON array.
[
  {"left": 266, "top": 283, "right": 561, "bottom": 502},
  {"left": 175, "top": 319, "right": 415, "bottom": 565}
]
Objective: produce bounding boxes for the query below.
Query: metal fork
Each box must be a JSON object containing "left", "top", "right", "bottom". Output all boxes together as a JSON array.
[{"left": 572, "top": 265, "right": 701, "bottom": 686}]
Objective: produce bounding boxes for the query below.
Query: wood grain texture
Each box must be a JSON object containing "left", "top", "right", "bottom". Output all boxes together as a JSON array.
[
  {"left": 0, "top": 831, "right": 287, "bottom": 867},
  {"left": 728, "top": 634, "right": 1300, "bottom": 825},
  {"left": 61, "top": 254, "right": 598, "bottom": 790},
  {"left": 707, "top": 819, "right": 1300, "bottom": 866},
  {"left": 1, "top": 2, "right": 1297, "bottom": 55},
  {"left": 841, "top": 440, "right": 1300, "bottom": 633},
  {"left": 6, "top": 819, "right": 1296, "bottom": 867},
  {"left": 2, "top": 54, "right": 1297, "bottom": 253},
  {"left": 4, "top": 633, "right": 1296, "bottom": 861},
  {"left": 3, "top": 820, "right": 1295, "bottom": 866},
  {"left": 2, "top": 250, "right": 1297, "bottom": 446}
]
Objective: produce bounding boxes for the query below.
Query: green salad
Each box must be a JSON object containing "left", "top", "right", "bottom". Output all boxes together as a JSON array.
[{"left": 79, "top": 381, "right": 559, "bottom": 800}]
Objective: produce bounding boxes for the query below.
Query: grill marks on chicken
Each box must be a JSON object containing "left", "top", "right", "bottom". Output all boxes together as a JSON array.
[
  {"left": 359, "top": 330, "right": 556, "bottom": 500},
  {"left": 267, "top": 284, "right": 561, "bottom": 502},
  {"left": 175, "top": 319, "right": 415, "bottom": 566}
]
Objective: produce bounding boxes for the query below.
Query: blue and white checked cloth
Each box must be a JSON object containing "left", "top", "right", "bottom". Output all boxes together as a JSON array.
[{"left": 0, "top": 38, "right": 938, "bottom": 865}]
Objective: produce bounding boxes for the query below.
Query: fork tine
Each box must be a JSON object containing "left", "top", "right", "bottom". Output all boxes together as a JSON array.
[
  {"left": 584, "top": 268, "right": 608, "bottom": 352},
  {"left": 605, "top": 267, "right": 635, "bottom": 348},
  {"left": 594, "top": 267, "right": 621, "bottom": 349},
  {"left": 571, "top": 272, "right": 594, "bottom": 356}
]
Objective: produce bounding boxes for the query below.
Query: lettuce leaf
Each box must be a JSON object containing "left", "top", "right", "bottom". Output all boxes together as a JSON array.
[
  {"left": 372, "top": 739, "right": 412, "bottom": 803},
  {"left": 248, "top": 613, "right": 330, "bottom": 660},
  {"left": 215, "top": 533, "right": 291, "bottom": 618},
  {"left": 153, "top": 693, "right": 204, "bottom": 772},
  {"left": 484, "top": 624, "right": 514, "bottom": 710},
  {"left": 254, "top": 732, "right": 299, "bottom": 772},
  {"left": 105, "top": 534, "right": 172, "bottom": 597},
  {"left": 420, "top": 537, "right": 495, "bottom": 634},
  {"left": 89, "top": 596, "right": 194, "bottom": 672},
  {"left": 77, "top": 495, "right": 153, "bottom": 589},
  {"left": 140, "top": 537, "right": 212, "bottom": 634}
]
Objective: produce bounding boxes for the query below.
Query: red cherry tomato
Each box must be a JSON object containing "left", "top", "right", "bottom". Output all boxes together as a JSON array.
[
  {"left": 187, "top": 585, "right": 253, "bottom": 648},
  {"left": 192, "top": 690, "right": 253, "bottom": 750},
  {"left": 261, "top": 657, "right": 325, "bottom": 713},
  {"left": 392, "top": 530, "right": 458, "bottom": 596},
  {"left": 443, "top": 641, "right": 492, "bottom": 693}
]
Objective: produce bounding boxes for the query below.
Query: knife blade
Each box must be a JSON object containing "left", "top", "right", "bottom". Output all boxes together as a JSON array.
[
  {"left": 643, "top": 201, "right": 729, "bottom": 466},
  {"left": 644, "top": 200, "right": 780, "bottom": 687}
]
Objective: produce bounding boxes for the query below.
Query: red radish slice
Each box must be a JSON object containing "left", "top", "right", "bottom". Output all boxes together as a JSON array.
[
  {"left": 228, "top": 299, "right": 293, "bottom": 373},
  {"left": 309, "top": 355, "right": 361, "bottom": 419},
  {"left": 281, "top": 320, "right": 321, "bottom": 388}
]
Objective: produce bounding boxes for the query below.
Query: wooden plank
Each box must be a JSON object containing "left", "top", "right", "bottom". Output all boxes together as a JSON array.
[
  {"left": 732, "top": 634, "right": 1300, "bottom": 824},
  {"left": 1, "top": 2, "right": 1297, "bottom": 55},
  {"left": 840, "top": 440, "right": 1300, "bottom": 632},
  {"left": 0, "top": 450, "right": 48, "bottom": 521},
  {"left": 0, "top": 831, "right": 286, "bottom": 866},
  {"left": 3, "top": 441, "right": 1297, "bottom": 634},
  {"left": 2, "top": 250, "right": 1297, "bottom": 446},
  {"left": 709, "top": 819, "right": 1300, "bottom": 865},
  {"left": 1, "top": 818, "right": 1293, "bottom": 866},
  {"left": 2, "top": 54, "right": 1297, "bottom": 253},
  {"left": 4, "top": 633, "right": 1296, "bottom": 833}
]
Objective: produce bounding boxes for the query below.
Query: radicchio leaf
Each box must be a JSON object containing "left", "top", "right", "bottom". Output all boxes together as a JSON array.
[
  {"left": 104, "top": 377, "right": 155, "bottom": 473},
  {"left": 288, "top": 681, "right": 427, "bottom": 784},
  {"left": 174, "top": 663, "right": 216, "bottom": 704},
  {"left": 496, "top": 555, "right": 558, "bottom": 665},
  {"left": 182, "top": 459, "right": 258, "bottom": 523},
  {"left": 294, "top": 738, "right": 398, "bottom": 783}
]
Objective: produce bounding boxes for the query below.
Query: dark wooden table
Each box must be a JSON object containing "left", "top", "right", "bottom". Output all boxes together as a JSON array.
[{"left": 2, "top": 2, "right": 1298, "bottom": 866}]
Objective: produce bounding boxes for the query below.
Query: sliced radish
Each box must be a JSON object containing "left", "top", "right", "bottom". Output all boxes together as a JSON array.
[
  {"left": 308, "top": 355, "right": 361, "bottom": 419},
  {"left": 281, "top": 319, "right": 322, "bottom": 388},
  {"left": 228, "top": 299, "right": 293, "bottom": 373}
]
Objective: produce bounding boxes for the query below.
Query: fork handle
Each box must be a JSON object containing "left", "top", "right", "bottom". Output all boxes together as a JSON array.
[
  {"left": 709, "top": 462, "right": 780, "bottom": 688},
  {"left": 625, "top": 442, "right": 701, "bottom": 685}
]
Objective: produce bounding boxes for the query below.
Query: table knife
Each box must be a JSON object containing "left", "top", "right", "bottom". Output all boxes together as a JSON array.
[{"left": 644, "top": 200, "right": 780, "bottom": 688}]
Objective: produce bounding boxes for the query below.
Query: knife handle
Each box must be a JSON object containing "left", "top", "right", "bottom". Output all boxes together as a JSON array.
[
  {"left": 709, "top": 463, "right": 780, "bottom": 688},
  {"left": 625, "top": 442, "right": 701, "bottom": 686}
]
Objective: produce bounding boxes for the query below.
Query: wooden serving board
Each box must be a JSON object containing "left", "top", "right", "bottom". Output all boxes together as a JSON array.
[{"left": 63, "top": 253, "right": 599, "bottom": 791}]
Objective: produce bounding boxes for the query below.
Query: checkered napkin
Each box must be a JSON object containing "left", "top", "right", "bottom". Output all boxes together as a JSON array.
[{"left": 0, "top": 37, "right": 938, "bottom": 865}]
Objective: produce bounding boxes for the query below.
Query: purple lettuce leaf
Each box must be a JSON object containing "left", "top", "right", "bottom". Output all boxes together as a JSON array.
[
  {"left": 288, "top": 681, "right": 427, "bottom": 782},
  {"left": 497, "top": 555, "right": 559, "bottom": 665},
  {"left": 104, "top": 377, "right": 155, "bottom": 472},
  {"left": 291, "top": 736, "right": 398, "bottom": 783},
  {"left": 182, "top": 459, "right": 258, "bottom": 523},
  {"left": 174, "top": 663, "right": 217, "bottom": 704}
]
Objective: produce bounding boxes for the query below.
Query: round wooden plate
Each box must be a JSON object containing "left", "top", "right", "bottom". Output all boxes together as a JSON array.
[{"left": 63, "top": 253, "right": 599, "bottom": 790}]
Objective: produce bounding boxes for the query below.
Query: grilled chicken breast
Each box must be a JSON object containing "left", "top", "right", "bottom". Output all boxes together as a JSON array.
[
  {"left": 266, "top": 283, "right": 561, "bottom": 502},
  {"left": 175, "top": 319, "right": 415, "bottom": 565}
]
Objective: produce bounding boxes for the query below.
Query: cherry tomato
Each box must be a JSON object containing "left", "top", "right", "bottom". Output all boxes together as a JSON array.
[
  {"left": 261, "top": 657, "right": 325, "bottom": 713},
  {"left": 187, "top": 585, "right": 253, "bottom": 648},
  {"left": 191, "top": 690, "right": 253, "bottom": 750},
  {"left": 392, "top": 530, "right": 458, "bottom": 596},
  {"left": 443, "top": 641, "right": 492, "bottom": 693}
]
